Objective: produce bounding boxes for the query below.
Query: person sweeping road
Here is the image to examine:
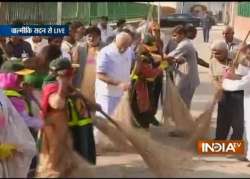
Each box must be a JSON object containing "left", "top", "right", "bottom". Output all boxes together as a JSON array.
[
  {"left": 36, "top": 57, "right": 97, "bottom": 177},
  {"left": 210, "top": 40, "right": 244, "bottom": 140},
  {"left": 94, "top": 31, "right": 133, "bottom": 149},
  {"left": 223, "top": 67, "right": 250, "bottom": 165},
  {"left": 130, "top": 34, "right": 164, "bottom": 128},
  {"left": 164, "top": 25, "right": 200, "bottom": 109}
]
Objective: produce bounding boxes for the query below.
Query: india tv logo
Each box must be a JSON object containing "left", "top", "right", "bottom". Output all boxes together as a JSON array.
[{"left": 197, "top": 140, "right": 244, "bottom": 155}]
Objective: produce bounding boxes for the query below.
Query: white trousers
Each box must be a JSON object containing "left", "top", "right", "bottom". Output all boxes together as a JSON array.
[{"left": 94, "top": 94, "right": 121, "bottom": 145}]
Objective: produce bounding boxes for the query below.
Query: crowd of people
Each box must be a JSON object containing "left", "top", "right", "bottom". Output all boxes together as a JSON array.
[{"left": 1, "top": 14, "right": 250, "bottom": 177}]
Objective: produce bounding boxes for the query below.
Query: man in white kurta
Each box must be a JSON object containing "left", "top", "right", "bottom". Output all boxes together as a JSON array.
[
  {"left": 166, "top": 26, "right": 200, "bottom": 109},
  {"left": 25, "top": 36, "right": 48, "bottom": 55},
  {"left": 223, "top": 70, "right": 250, "bottom": 162},
  {"left": 97, "top": 16, "right": 115, "bottom": 45},
  {"left": 95, "top": 32, "right": 133, "bottom": 146}
]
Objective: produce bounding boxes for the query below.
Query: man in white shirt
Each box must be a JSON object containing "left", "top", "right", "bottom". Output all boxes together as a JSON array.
[
  {"left": 74, "top": 22, "right": 86, "bottom": 47},
  {"left": 95, "top": 31, "right": 133, "bottom": 115},
  {"left": 223, "top": 69, "right": 250, "bottom": 165},
  {"left": 94, "top": 31, "right": 133, "bottom": 147},
  {"left": 25, "top": 36, "right": 48, "bottom": 55},
  {"left": 97, "top": 16, "right": 115, "bottom": 45},
  {"left": 61, "top": 22, "right": 82, "bottom": 62}
]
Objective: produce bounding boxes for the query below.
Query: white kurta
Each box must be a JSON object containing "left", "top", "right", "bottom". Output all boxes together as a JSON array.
[
  {"left": 94, "top": 43, "right": 133, "bottom": 145},
  {"left": 25, "top": 37, "right": 48, "bottom": 55},
  {"left": 168, "top": 38, "right": 200, "bottom": 108},
  {"left": 223, "top": 74, "right": 250, "bottom": 160}
]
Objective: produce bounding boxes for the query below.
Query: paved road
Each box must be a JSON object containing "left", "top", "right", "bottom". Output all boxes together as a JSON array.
[{"left": 95, "top": 25, "right": 250, "bottom": 178}]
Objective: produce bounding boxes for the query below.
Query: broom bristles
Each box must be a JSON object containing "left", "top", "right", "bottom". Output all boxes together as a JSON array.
[
  {"left": 117, "top": 124, "right": 193, "bottom": 177},
  {"left": 186, "top": 91, "right": 219, "bottom": 149},
  {"left": 163, "top": 77, "right": 196, "bottom": 136},
  {"left": 81, "top": 64, "right": 96, "bottom": 103},
  {"left": 110, "top": 92, "right": 193, "bottom": 177},
  {"left": 66, "top": 152, "right": 96, "bottom": 178},
  {"left": 93, "top": 116, "right": 135, "bottom": 153},
  {"left": 36, "top": 145, "right": 95, "bottom": 178},
  {"left": 35, "top": 110, "right": 96, "bottom": 178},
  {"left": 111, "top": 92, "right": 134, "bottom": 128},
  {"left": 92, "top": 91, "right": 135, "bottom": 153}
]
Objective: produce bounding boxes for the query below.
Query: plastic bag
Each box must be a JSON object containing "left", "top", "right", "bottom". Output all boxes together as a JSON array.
[{"left": 0, "top": 90, "right": 36, "bottom": 177}]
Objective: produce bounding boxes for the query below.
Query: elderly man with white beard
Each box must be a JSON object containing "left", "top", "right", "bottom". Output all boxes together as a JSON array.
[{"left": 94, "top": 31, "right": 134, "bottom": 147}]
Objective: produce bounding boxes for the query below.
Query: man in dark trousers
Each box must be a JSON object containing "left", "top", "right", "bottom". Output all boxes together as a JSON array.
[
  {"left": 201, "top": 11, "right": 214, "bottom": 43},
  {"left": 209, "top": 40, "right": 244, "bottom": 140}
]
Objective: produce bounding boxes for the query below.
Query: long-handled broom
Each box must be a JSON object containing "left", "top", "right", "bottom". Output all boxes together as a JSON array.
[
  {"left": 73, "top": 89, "right": 135, "bottom": 153},
  {"left": 162, "top": 75, "right": 196, "bottom": 137},
  {"left": 76, "top": 89, "right": 193, "bottom": 177},
  {"left": 232, "top": 30, "right": 250, "bottom": 68},
  {"left": 98, "top": 93, "right": 194, "bottom": 177},
  {"left": 186, "top": 90, "right": 220, "bottom": 150},
  {"left": 92, "top": 116, "right": 135, "bottom": 153},
  {"left": 185, "top": 31, "right": 250, "bottom": 150}
]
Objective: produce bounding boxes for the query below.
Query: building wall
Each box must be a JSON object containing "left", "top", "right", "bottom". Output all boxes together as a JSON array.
[
  {"left": 234, "top": 16, "right": 250, "bottom": 42},
  {"left": 231, "top": 2, "right": 250, "bottom": 43}
]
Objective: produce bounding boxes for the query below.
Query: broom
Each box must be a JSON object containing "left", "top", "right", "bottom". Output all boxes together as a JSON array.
[
  {"left": 186, "top": 90, "right": 220, "bottom": 150},
  {"left": 71, "top": 89, "right": 135, "bottom": 153},
  {"left": 36, "top": 137, "right": 96, "bottom": 178},
  {"left": 92, "top": 116, "right": 135, "bottom": 153},
  {"left": 232, "top": 30, "right": 250, "bottom": 68},
  {"left": 184, "top": 32, "right": 250, "bottom": 149},
  {"left": 100, "top": 92, "right": 194, "bottom": 177},
  {"left": 76, "top": 90, "right": 193, "bottom": 177},
  {"left": 162, "top": 75, "right": 196, "bottom": 137},
  {"left": 65, "top": 152, "right": 96, "bottom": 178}
]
